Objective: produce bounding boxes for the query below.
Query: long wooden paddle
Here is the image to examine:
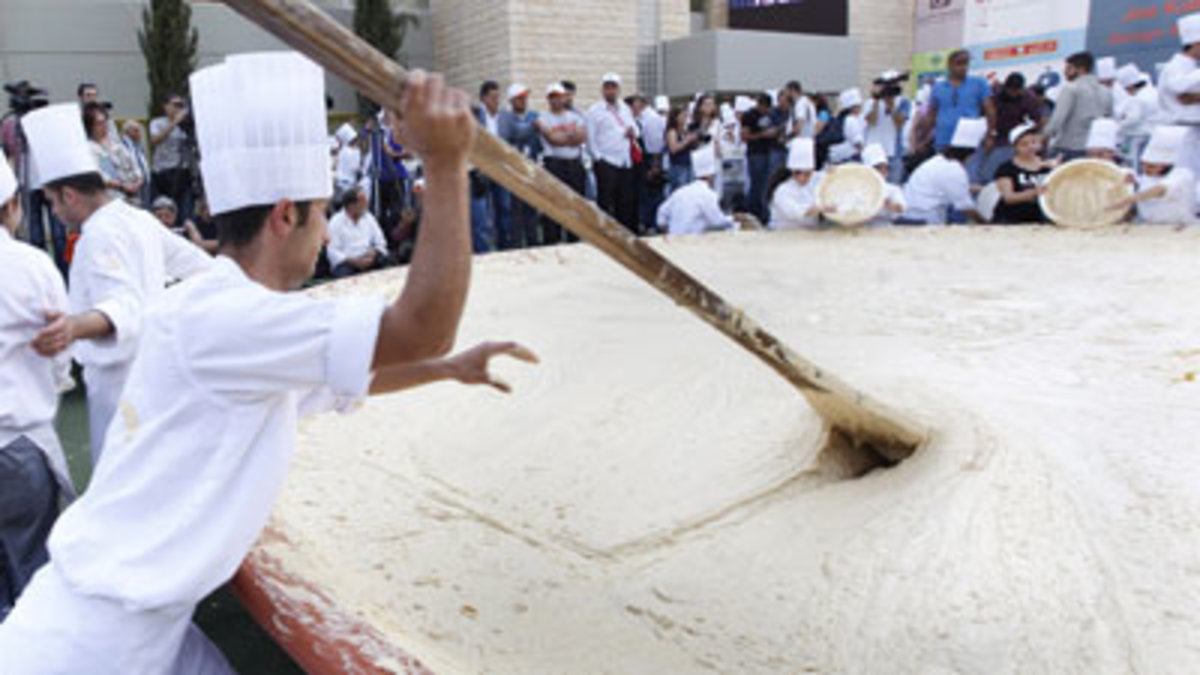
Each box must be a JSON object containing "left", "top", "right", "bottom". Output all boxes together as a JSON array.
[{"left": 220, "top": 0, "right": 927, "bottom": 462}]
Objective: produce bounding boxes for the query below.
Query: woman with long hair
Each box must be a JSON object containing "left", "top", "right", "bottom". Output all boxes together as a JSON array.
[{"left": 666, "top": 106, "right": 699, "bottom": 191}]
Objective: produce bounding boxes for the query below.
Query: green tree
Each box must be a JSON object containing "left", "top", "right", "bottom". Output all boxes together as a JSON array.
[
  {"left": 138, "top": 0, "right": 200, "bottom": 119},
  {"left": 353, "top": 0, "right": 420, "bottom": 115}
]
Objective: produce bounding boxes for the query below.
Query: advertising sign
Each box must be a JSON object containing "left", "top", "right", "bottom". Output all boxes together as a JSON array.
[
  {"left": 728, "top": 0, "right": 849, "bottom": 36},
  {"left": 1086, "top": 1, "right": 1198, "bottom": 73}
]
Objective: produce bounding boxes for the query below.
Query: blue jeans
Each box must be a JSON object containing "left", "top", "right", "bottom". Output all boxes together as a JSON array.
[
  {"left": 747, "top": 152, "right": 772, "bottom": 222},
  {"left": 668, "top": 164, "right": 693, "bottom": 192},
  {"left": 469, "top": 180, "right": 512, "bottom": 254},
  {"left": 974, "top": 145, "right": 1014, "bottom": 184}
]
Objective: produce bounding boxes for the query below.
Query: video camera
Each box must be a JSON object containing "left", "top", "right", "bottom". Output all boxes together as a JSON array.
[
  {"left": 5, "top": 81, "right": 49, "bottom": 116},
  {"left": 873, "top": 71, "right": 910, "bottom": 99}
]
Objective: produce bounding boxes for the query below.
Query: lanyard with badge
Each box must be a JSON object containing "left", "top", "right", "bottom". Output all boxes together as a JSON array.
[{"left": 608, "top": 105, "right": 643, "bottom": 165}]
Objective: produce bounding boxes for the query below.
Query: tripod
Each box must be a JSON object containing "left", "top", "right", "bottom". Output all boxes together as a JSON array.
[{"left": 1, "top": 112, "right": 68, "bottom": 278}]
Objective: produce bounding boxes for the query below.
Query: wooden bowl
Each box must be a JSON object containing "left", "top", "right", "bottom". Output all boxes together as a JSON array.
[{"left": 1040, "top": 159, "right": 1133, "bottom": 229}]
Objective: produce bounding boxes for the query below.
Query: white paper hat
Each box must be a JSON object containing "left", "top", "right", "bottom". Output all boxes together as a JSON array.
[
  {"left": 335, "top": 123, "right": 357, "bottom": 146},
  {"left": 1008, "top": 120, "right": 1038, "bottom": 145},
  {"left": 601, "top": 72, "right": 622, "bottom": 86},
  {"left": 22, "top": 103, "right": 100, "bottom": 188},
  {"left": 1142, "top": 125, "right": 1188, "bottom": 164},
  {"left": 950, "top": 117, "right": 988, "bottom": 149},
  {"left": 654, "top": 95, "right": 669, "bottom": 112},
  {"left": 191, "top": 52, "right": 332, "bottom": 216},
  {"left": 861, "top": 143, "right": 888, "bottom": 168},
  {"left": 838, "top": 87, "right": 863, "bottom": 110},
  {"left": 1085, "top": 118, "right": 1119, "bottom": 151},
  {"left": 545, "top": 82, "right": 567, "bottom": 98},
  {"left": 0, "top": 148, "right": 16, "bottom": 205},
  {"left": 734, "top": 96, "right": 755, "bottom": 113},
  {"left": 1179, "top": 13, "right": 1200, "bottom": 45},
  {"left": 507, "top": 83, "right": 529, "bottom": 100},
  {"left": 787, "top": 138, "right": 815, "bottom": 171},
  {"left": 1096, "top": 57, "right": 1117, "bottom": 81},
  {"left": 1116, "top": 64, "right": 1142, "bottom": 88},
  {"left": 692, "top": 145, "right": 718, "bottom": 179}
]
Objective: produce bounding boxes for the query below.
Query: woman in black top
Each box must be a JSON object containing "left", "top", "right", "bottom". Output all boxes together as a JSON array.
[
  {"left": 666, "top": 106, "right": 699, "bottom": 191},
  {"left": 993, "top": 123, "right": 1058, "bottom": 224}
]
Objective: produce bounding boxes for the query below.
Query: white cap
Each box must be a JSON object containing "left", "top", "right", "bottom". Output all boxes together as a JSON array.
[
  {"left": 1116, "top": 64, "right": 1143, "bottom": 88},
  {"left": 413, "top": 178, "right": 426, "bottom": 192},
  {"left": 191, "top": 51, "right": 332, "bottom": 216},
  {"left": 602, "top": 72, "right": 622, "bottom": 86},
  {"left": 0, "top": 148, "right": 16, "bottom": 205},
  {"left": 507, "top": 83, "right": 529, "bottom": 101},
  {"left": 654, "top": 95, "right": 669, "bottom": 112},
  {"left": 545, "top": 82, "right": 567, "bottom": 98},
  {"left": 950, "top": 117, "right": 988, "bottom": 149},
  {"left": 1085, "top": 118, "right": 1119, "bottom": 151},
  {"left": 1142, "top": 125, "right": 1189, "bottom": 164},
  {"left": 335, "top": 123, "right": 357, "bottom": 145},
  {"left": 734, "top": 96, "right": 755, "bottom": 113},
  {"left": 1008, "top": 120, "right": 1038, "bottom": 145},
  {"left": 1096, "top": 57, "right": 1117, "bottom": 81},
  {"left": 879, "top": 70, "right": 902, "bottom": 81},
  {"left": 838, "top": 87, "right": 863, "bottom": 110},
  {"left": 861, "top": 143, "right": 888, "bottom": 168},
  {"left": 1179, "top": 13, "right": 1200, "bottom": 45},
  {"left": 23, "top": 103, "right": 100, "bottom": 188},
  {"left": 692, "top": 145, "right": 718, "bottom": 179},
  {"left": 787, "top": 138, "right": 815, "bottom": 171}
]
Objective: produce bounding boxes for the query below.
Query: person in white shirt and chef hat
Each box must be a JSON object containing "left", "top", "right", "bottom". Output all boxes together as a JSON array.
[
  {"left": 656, "top": 145, "right": 734, "bottom": 235},
  {"left": 899, "top": 117, "right": 988, "bottom": 225},
  {"left": 769, "top": 137, "right": 829, "bottom": 229},
  {"left": 1157, "top": 13, "right": 1200, "bottom": 188},
  {"left": 860, "top": 142, "right": 907, "bottom": 226},
  {"left": 21, "top": 103, "right": 212, "bottom": 467},
  {"left": 1112, "top": 124, "right": 1198, "bottom": 225},
  {"left": 0, "top": 52, "right": 537, "bottom": 674}
]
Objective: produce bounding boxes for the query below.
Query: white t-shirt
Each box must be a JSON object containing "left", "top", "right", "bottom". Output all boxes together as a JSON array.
[
  {"left": 49, "top": 256, "right": 385, "bottom": 610},
  {"left": 656, "top": 180, "right": 732, "bottom": 235},
  {"left": 902, "top": 154, "right": 975, "bottom": 224},
  {"left": 1137, "top": 168, "right": 1198, "bottom": 225},
  {"left": 791, "top": 96, "right": 818, "bottom": 139},
  {"left": 538, "top": 109, "right": 587, "bottom": 161}
]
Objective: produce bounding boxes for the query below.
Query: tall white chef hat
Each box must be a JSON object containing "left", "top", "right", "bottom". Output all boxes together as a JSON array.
[
  {"left": 22, "top": 103, "right": 100, "bottom": 188},
  {"left": 334, "top": 122, "right": 357, "bottom": 146},
  {"left": 787, "top": 137, "right": 815, "bottom": 171},
  {"left": 838, "top": 87, "right": 863, "bottom": 110},
  {"left": 1096, "top": 56, "right": 1117, "bottom": 81},
  {"left": 191, "top": 52, "right": 332, "bottom": 217},
  {"left": 1179, "top": 12, "right": 1200, "bottom": 46},
  {"left": 734, "top": 96, "right": 755, "bottom": 114},
  {"left": 1085, "top": 118, "right": 1119, "bottom": 151},
  {"left": 950, "top": 117, "right": 988, "bottom": 149},
  {"left": 861, "top": 143, "right": 888, "bottom": 168},
  {"left": 692, "top": 145, "right": 718, "bottom": 180},
  {"left": 1141, "top": 125, "right": 1188, "bottom": 165},
  {"left": 654, "top": 95, "right": 670, "bottom": 113},
  {"left": 1115, "top": 64, "right": 1144, "bottom": 88},
  {"left": 0, "top": 148, "right": 16, "bottom": 205}
]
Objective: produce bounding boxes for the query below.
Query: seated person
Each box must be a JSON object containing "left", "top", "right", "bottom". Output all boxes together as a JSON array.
[
  {"left": 992, "top": 123, "right": 1057, "bottom": 224},
  {"left": 1085, "top": 118, "right": 1122, "bottom": 165},
  {"left": 860, "top": 143, "right": 906, "bottom": 226},
  {"left": 656, "top": 146, "right": 733, "bottom": 235},
  {"left": 182, "top": 196, "right": 219, "bottom": 255},
  {"left": 1112, "top": 125, "right": 1198, "bottom": 225},
  {"left": 150, "top": 195, "right": 184, "bottom": 235},
  {"left": 327, "top": 186, "right": 388, "bottom": 277},
  {"left": 899, "top": 118, "right": 986, "bottom": 225},
  {"left": 768, "top": 138, "right": 829, "bottom": 229}
]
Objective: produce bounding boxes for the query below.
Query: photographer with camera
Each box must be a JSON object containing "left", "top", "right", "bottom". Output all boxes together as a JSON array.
[
  {"left": 864, "top": 70, "right": 912, "bottom": 184},
  {"left": 149, "top": 93, "right": 194, "bottom": 227}
]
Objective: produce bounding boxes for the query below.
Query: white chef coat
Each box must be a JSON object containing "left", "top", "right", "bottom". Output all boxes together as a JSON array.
[
  {"left": 0, "top": 228, "right": 74, "bottom": 495},
  {"left": 656, "top": 179, "right": 733, "bottom": 235},
  {"left": 1117, "top": 85, "right": 1163, "bottom": 139},
  {"left": 586, "top": 100, "right": 639, "bottom": 168},
  {"left": 866, "top": 183, "right": 908, "bottom": 227},
  {"left": 335, "top": 144, "right": 363, "bottom": 189},
  {"left": 326, "top": 208, "right": 388, "bottom": 268},
  {"left": 1158, "top": 53, "right": 1200, "bottom": 177},
  {"left": 901, "top": 155, "right": 975, "bottom": 224},
  {"left": 49, "top": 256, "right": 384, "bottom": 613},
  {"left": 1136, "top": 168, "right": 1198, "bottom": 225},
  {"left": 769, "top": 175, "right": 823, "bottom": 229},
  {"left": 829, "top": 114, "right": 867, "bottom": 164},
  {"left": 639, "top": 109, "right": 667, "bottom": 155},
  {"left": 69, "top": 199, "right": 212, "bottom": 461}
]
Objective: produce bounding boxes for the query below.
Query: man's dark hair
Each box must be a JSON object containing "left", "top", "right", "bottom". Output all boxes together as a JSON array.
[
  {"left": 341, "top": 187, "right": 363, "bottom": 210},
  {"left": 1066, "top": 51, "right": 1095, "bottom": 73},
  {"left": 1004, "top": 73, "right": 1025, "bottom": 90},
  {"left": 479, "top": 81, "right": 499, "bottom": 98},
  {"left": 625, "top": 93, "right": 647, "bottom": 106},
  {"left": 215, "top": 201, "right": 314, "bottom": 249},
  {"left": 81, "top": 102, "right": 108, "bottom": 140},
  {"left": 561, "top": 80, "right": 576, "bottom": 93},
  {"left": 45, "top": 172, "right": 107, "bottom": 196},
  {"left": 942, "top": 146, "right": 975, "bottom": 162},
  {"left": 948, "top": 49, "right": 970, "bottom": 64},
  {"left": 77, "top": 82, "right": 97, "bottom": 98},
  {"left": 163, "top": 91, "right": 183, "bottom": 105},
  {"left": 756, "top": 93, "right": 773, "bottom": 108},
  {"left": 786, "top": 80, "right": 803, "bottom": 94}
]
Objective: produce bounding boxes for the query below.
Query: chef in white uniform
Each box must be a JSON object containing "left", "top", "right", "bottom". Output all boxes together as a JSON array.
[
  {"left": 828, "top": 88, "right": 866, "bottom": 165},
  {"left": 1115, "top": 65, "right": 1161, "bottom": 171},
  {"left": 861, "top": 143, "right": 906, "bottom": 227},
  {"left": 0, "top": 52, "right": 535, "bottom": 675},
  {"left": 1085, "top": 118, "right": 1122, "bottom": 165},
  {"left": 0, "top": 149, "right": 75, "bottom": 621},
  {"left": 769, "top": 138, "right": 827, "bottom": 229},
  {"left": 21, "top": 104, "right": 212, "bottom": 466},
  {"left": 900, "top": 118, "right": 987, "bottom": 224},
  {"left": 656, "top": 145, "right": 734, "bottom": 235},
  {"left": 1113, "top": 125, "right": 1198, "bottom": 225},
  {"left": 1158, "top": 13, "right": 1200, "bottom": 185}
]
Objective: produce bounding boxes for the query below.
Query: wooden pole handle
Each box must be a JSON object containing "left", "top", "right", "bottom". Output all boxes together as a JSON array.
[{"left": 219, "top": 0, "right": 927, "bottom": 459}]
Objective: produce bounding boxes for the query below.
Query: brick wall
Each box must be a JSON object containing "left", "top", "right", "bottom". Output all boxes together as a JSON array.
[
  {"left": 430, "top": 0, "right": 512, "bottom": 94},
  {"left": 849, "top": 0, "right": 915, "bottom": 89}
]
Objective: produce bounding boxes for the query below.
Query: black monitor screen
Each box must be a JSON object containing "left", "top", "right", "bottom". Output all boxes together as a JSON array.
[{"left": 728, "top": 0, "right": 849, "bottom": 36}]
